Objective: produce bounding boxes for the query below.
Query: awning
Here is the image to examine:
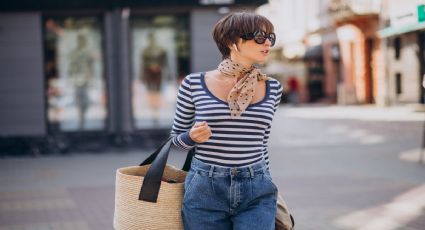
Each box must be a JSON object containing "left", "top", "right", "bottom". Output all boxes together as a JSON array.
[
  {"left": 378, "top": 21, "right": 425, "bottom": 38},
  {"left": 0, "top": 0, "right": 267, "bottom": 11}
]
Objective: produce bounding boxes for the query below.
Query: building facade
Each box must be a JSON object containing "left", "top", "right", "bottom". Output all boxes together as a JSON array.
[
  {"left": 321, "top": 0, "right": 383, "bottom": 105},
  {"left": 378, "top": 0, "right": 425, "bottom": 106},
  {"left": 0, "top": 0, "right": 266, "bottom": 153},
  {"left": 257, "top": 0, "right": 324, "bottom": 103}
]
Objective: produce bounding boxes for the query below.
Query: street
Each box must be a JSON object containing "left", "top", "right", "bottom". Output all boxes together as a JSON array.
[
  {"left": 0, "top": 105, "right": 424, "bottom": 230},
  {"left": 271, "top": 105, "right": 425, "bottom": 230}
]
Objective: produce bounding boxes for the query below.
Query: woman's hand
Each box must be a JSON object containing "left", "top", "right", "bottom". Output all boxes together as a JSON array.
[{"left": 189, "top": 121, "right": 212, "bottom": 143}]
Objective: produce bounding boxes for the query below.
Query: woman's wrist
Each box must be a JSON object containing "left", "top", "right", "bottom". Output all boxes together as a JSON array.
[{"left": 181, "top": 131, "right": 196, "bottom": 146}]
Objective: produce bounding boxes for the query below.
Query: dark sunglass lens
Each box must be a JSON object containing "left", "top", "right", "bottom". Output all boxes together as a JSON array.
[
  {"left": 254, "top": 32, "right": 267, "bottom": 44},
  {"left": 254, "top": 37, "right": 266, "bottom": 44},
  {"left": 269, "top": 33, "right": 276, "bottom": 46},
  {"left": 253, "top": 30, "right": 263, "bottom": 36}
]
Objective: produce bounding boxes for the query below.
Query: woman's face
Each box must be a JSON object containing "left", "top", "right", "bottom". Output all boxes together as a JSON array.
[{"left": 232, "top": 31, "right": 273, "bottom": 66}]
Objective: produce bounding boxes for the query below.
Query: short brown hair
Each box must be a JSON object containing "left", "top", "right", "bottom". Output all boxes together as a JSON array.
[{"left": 212, "top": 12, "right": 274, "bottom": 59}]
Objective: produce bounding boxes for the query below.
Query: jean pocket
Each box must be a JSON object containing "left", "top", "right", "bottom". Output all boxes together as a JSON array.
[
  {"left": 184, "top": 170, "right": 200, "bottom": 196},
  {"left": 263, "top": 171, "right": 278, "bottom": 193}
]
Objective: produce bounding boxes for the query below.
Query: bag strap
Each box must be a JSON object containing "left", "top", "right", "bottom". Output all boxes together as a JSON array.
[
  {"left": 182, "top": 148, "right": 195, "bottom": 171},
  {"left": 139, "top": 136, "right": 173, "bottom": 166},
  {"left": 138, "top": 136, "right": 194, "bottom": 203}
]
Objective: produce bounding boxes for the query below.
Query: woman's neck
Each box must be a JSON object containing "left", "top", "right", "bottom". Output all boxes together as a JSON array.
[{"left": 228, "top": 54, "right": 253, "bottom": 69}]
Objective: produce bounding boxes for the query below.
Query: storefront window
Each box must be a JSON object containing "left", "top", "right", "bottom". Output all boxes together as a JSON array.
[
  {"left": 131, "top": 15, "right": 190, "bottom": 129},
  {"left": 43, "top": 16, "right": 107, "bottom": 132}
]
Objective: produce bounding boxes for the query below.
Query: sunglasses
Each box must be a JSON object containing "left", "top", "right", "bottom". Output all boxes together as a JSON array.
[{"left": 240, "top": 30, "right": 276, "bottom": 47}]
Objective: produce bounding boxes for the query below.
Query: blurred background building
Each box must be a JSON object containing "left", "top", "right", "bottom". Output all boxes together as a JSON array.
[
  {"left": 0, "top": 0, "right": 266, "bottom": 153},
  {"left": 1, "top": 0, "right": 424, "bottom": 154},
  {"left": 379, "top": 0, "right": 425, "bottom": 106},
  {"left": 258, "top": 0, "right": 425, "bottom": 106}
]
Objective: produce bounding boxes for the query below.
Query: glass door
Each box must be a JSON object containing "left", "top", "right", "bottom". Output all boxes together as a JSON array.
[
  {"left": 43, "top": 16, "right": 107, "bottom": 132},
  {"left": 130, "top": 14, "right": 190, "bottom": 129}
]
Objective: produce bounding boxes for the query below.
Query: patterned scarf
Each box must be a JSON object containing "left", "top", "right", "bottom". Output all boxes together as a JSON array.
[{"left": 217, "top": 59, "right": 267, "bottom": 118}]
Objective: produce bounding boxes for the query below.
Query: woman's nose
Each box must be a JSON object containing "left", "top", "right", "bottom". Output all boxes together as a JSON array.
[{"left": 264, "top": 38, "right": 272, "bottom": 47}]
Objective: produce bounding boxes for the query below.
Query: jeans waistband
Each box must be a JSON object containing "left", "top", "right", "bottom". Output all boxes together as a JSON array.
[{"left": 190, "top": 157, "right": 268, "bottom": 178}]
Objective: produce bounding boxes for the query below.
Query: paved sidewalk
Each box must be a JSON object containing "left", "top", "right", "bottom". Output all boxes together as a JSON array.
[
  {"left": 0, "top": 149, "right": 188, "bottom": 230},
  {"left": 0, "top": 105, "right": 424, "bottom": 230},
  {"left": 281, "top": 104, "right": 425, "bottom": 122}
]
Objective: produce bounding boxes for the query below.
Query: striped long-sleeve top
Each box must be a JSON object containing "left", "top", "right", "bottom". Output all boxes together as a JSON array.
[{"left": 170, "top": 72, "right": 283, "bottom": 167}]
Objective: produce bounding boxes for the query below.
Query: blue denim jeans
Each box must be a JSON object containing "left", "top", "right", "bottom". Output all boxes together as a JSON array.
[{"left": 182, "top": 157, "right": 277, "bottom": 230}]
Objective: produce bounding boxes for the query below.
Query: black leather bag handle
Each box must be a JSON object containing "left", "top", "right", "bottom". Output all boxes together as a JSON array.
[{"left": 138, "top": 136, "right": 195, "bottom": 203}]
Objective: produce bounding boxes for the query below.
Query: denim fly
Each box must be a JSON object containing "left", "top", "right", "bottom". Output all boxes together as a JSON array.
[{"left": 182, "top": 157, "right": 278, "bottom": 230}]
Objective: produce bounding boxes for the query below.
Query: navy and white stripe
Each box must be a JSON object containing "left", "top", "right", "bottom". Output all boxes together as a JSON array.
[{"left": 171, "top": 72, "right": 283, "bottom": 167}]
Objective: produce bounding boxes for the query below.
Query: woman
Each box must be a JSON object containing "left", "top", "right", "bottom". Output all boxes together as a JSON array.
[{"left": 170, "top": 12, "right": 283, "bottom": 230}]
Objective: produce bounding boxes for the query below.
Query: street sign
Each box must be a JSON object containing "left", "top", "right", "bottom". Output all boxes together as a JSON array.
[{"left": 419, "top": 4, "right": 425, "bottom": 22}]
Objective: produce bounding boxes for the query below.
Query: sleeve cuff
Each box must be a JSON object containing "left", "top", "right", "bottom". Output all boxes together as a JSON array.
[{"left": 180, "top": 131, "right": 196, "bottom": 146}]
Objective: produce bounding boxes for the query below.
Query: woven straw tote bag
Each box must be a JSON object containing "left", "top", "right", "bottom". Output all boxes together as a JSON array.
[{"left": 114, "top": 137, "right": 194, "bottom": 230}]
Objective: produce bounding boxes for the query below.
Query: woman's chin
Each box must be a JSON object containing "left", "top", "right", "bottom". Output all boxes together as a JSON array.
[{"left": 256, "top": 59, "right": 266, "bottom": 65}]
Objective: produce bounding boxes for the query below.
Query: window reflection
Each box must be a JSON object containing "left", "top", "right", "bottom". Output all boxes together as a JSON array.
[
  {"left": 44, "top": 16, "right": 107, "bottom": 132},
  {"left": 131, "top": 15, "right": 190, "bottom": 129}
]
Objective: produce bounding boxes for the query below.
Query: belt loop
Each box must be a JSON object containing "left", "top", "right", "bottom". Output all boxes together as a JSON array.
[
  {"left": 209, "top": 166, "right": 214, "bottom": 178},
  {"left": 249, "top": 167, "right": 254, "bottom": 178}
]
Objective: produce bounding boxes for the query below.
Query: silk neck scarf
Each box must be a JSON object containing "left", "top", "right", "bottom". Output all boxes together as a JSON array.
[{"left": 217, "top": 59, "right": 267, "bottom": 118}]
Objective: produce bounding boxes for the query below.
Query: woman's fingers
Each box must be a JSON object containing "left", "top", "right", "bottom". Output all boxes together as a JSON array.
[
  {"left": 194, "top": 129, "right": 211, "bottom": 139},
  {"left": 192, "top": 122, "right": 203, "bottom": 128},
  {"left": 192, "top": 125, "right": 207, "bottom": 132},
  {"left": 193, "top": 121, "right": 207, "bottom": 128},
  {"left": 190, "top": 121, "right": 212, "bottom": 143},
  {"left": 192, "top": 128, "right": 211, "bottom": 140}
]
